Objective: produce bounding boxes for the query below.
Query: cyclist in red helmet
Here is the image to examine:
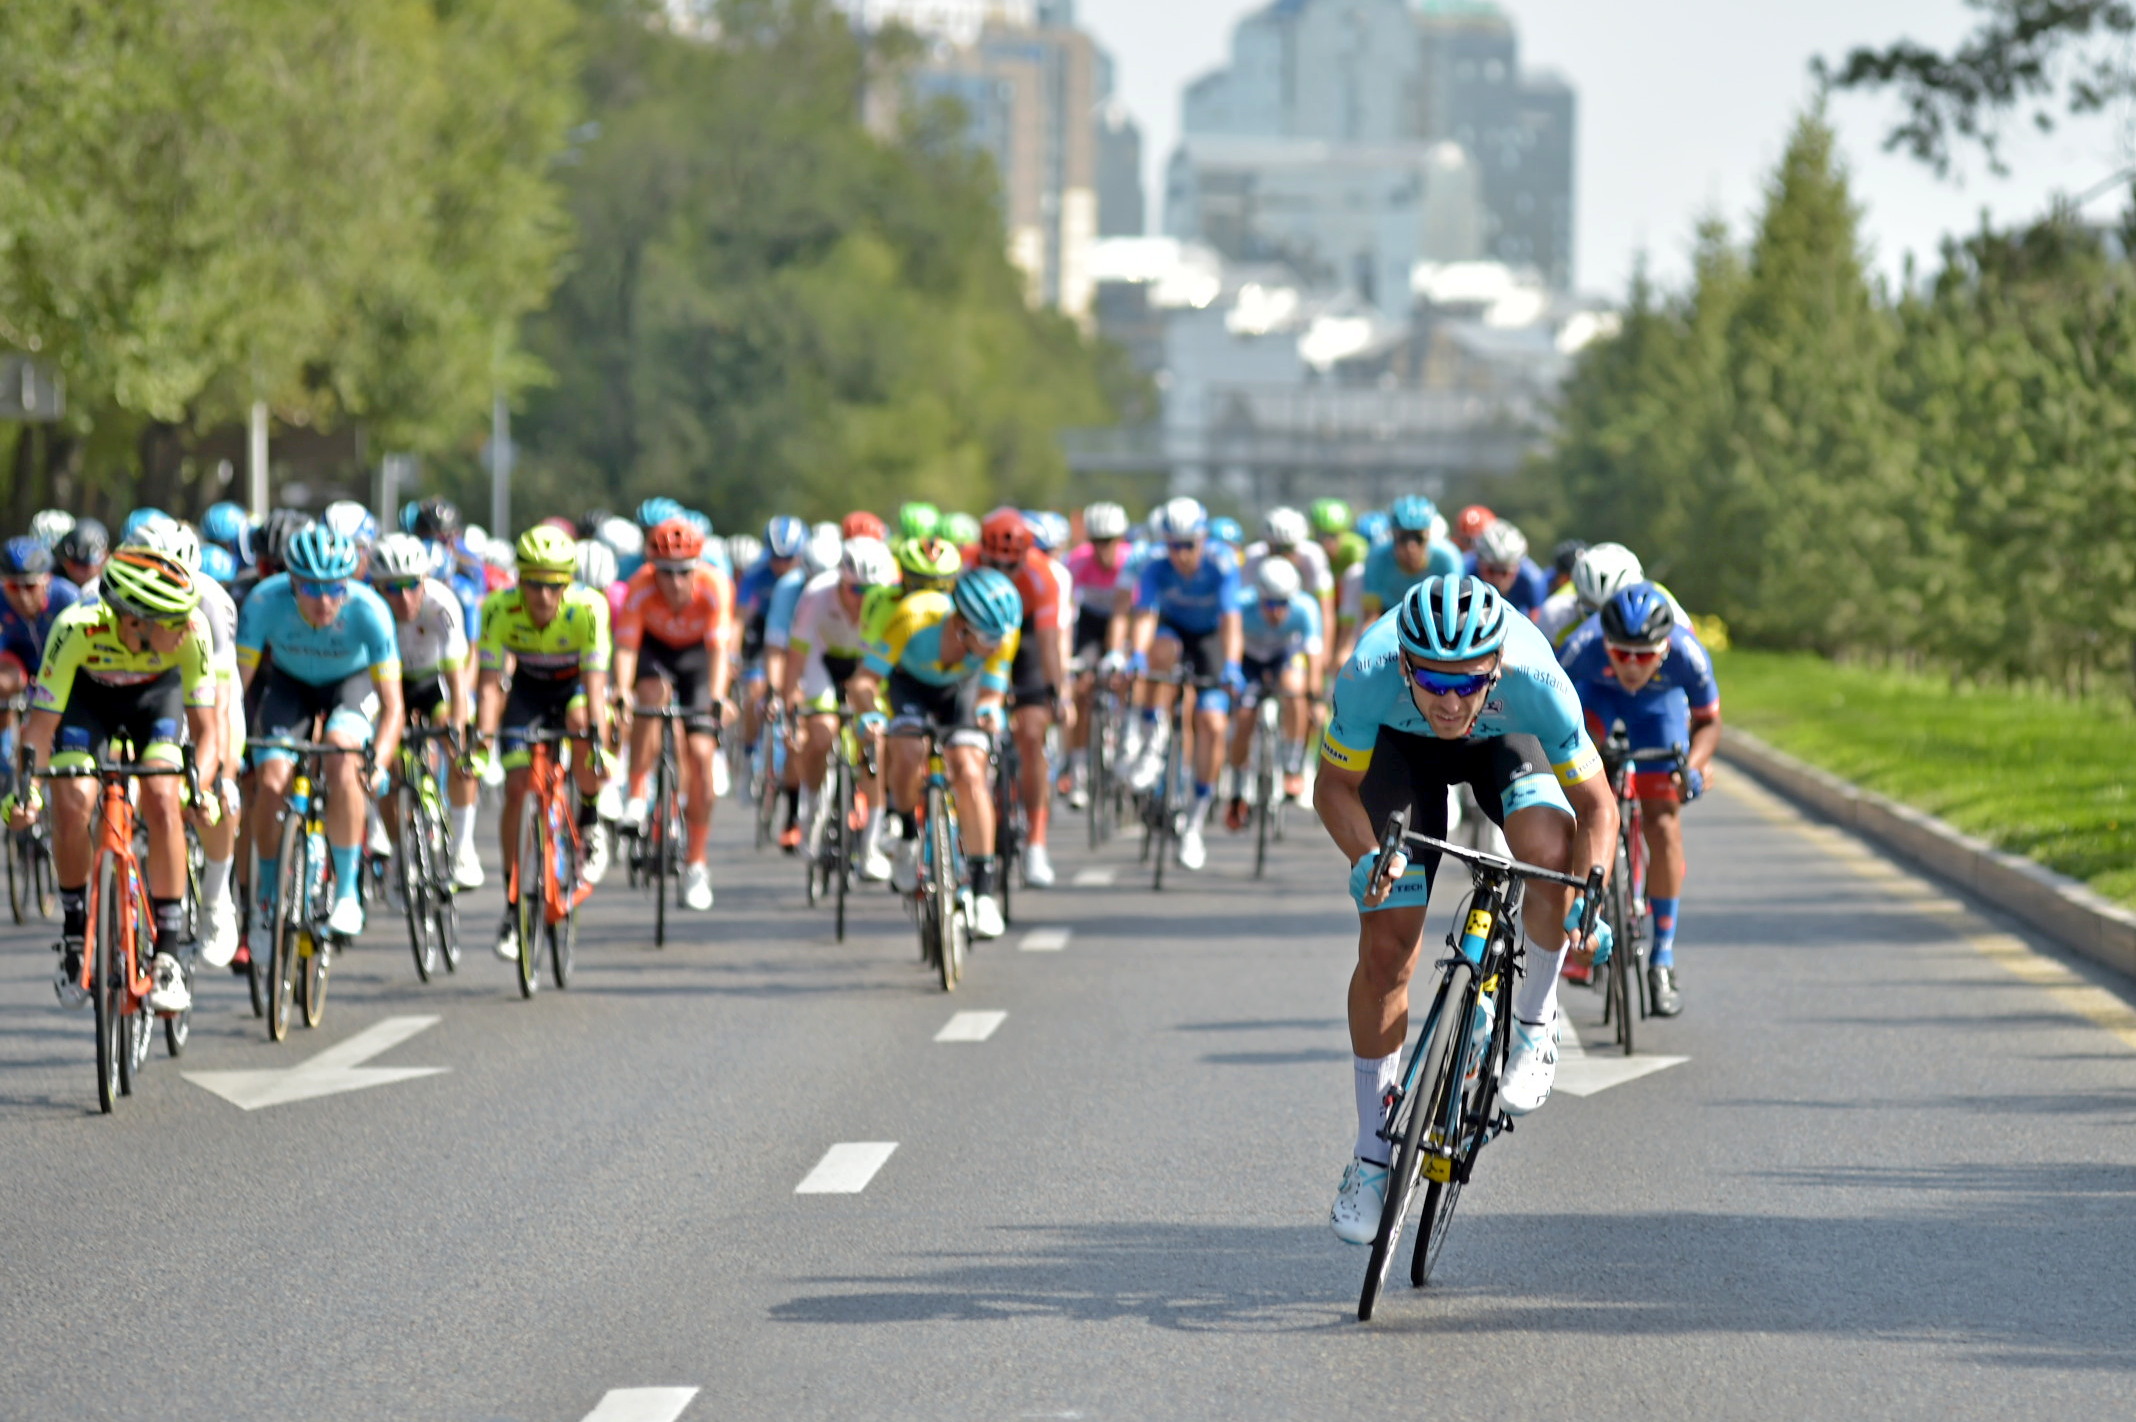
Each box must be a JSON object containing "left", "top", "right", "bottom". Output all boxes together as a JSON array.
[
  {"left": 978, "top": 508, "right": 1065, "bottom": 887},
  {"left": 841, "top": 511, "right": 886, "bottom": 543}
]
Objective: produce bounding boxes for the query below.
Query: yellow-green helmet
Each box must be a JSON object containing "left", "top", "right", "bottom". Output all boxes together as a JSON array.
[
  {"left": 101, "top": 546, "right": 202, "bottom": 620},
  {"left": 894, "top": 535, "right": 961, "bottom": 592},
  {"left": 515, "top": 525, "right": 577, "bottom": 581}
]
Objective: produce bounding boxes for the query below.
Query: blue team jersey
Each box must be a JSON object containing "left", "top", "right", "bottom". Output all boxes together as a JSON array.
[
  {"left": 1462, "top": 552, "right": 1553, "bottom": 615},
  {"left": 765, "top": 567, "right": 807, "bottom": 645},
  {"left": 1322, "top": 611, "right": 1602, "bottom": 787},
  {"left": 236, "top": 573, "right": 401, "bottom": 685},
  {"left": 1134, "top": 546, "right": 1241, "bottom": 636},
  {"left": 1359, "top": 539, "right": 1464, "bottom": 617},
  {"left": 0, "top": 578, "right": 81, "bottom": 672},
  {"left": 1557, "top": 616, "right": 1720, "bottom": 714},
  {"left": 1239, "top": 588, "right": 1324, "bottom": 663},
  {"left": 737, "top": 557, "right": 784, "bottom": 616}
]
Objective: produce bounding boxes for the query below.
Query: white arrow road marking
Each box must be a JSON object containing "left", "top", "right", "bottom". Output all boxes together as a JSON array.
[
  {"left": 581, "top": 1388, "right": 701, "bottom": 1422},
  {"left": 935, "top": 1010, "right": 1007, "bottom": 1042},
  {"left": 1020, "top": 927, "right": 1072, "bottom": 952},
  {"left": 184, "top": 1015, "right": 447, "bottom": 1110},
  {"left": 1070, "top": 867, "right": 1115, "bottom": 887},
  {"left": 1553, "top": 1015, "right": 1687, "bottom": 1097},
  {"left": 796, "top": 1142, "right": 898, "bottom": 1194}
]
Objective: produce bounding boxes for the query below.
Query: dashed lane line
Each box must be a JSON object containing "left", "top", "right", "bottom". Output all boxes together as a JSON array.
[
  {"left": 1071, "top": 867, "right": 1116, "bottom": 887},
  {"left": 935, "top": 1010, "right": 1007, "bottom": 1042},
  {"left": 796, "top": 1142, "right": 898, "bottom": 1194},
  {"left": 1553, "top": 1016, "right": 1688, "bottom": 1097},
  {"left": 1020, "top": 927, "right": 1072, "bottom": 952},
  {"left": 580, "top": 1388, "right": 700, "bottom": 1422}
]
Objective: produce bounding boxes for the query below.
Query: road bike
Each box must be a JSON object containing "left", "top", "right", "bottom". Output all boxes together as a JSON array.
[
  {"left": 750, "top": 697, "right": 788, "bottom": 852},
  {"left": 44, "top": 748, "right": 203, "bottom": 1113},
  {"left": 624, "top": 702, "right": 703, "bottom": 948},
  {"left": 1596, "top": 730, "right": 1687, "bottom": 1057},
  {"left": 1355, "top": 804, "right": 1603, "bottom": 1321},
  {"left": 5, "top": 695, "right": 55, "bottom": 924},
  {"left": 248, "top": 737, "right": 369, "bottom": 1042},
  {"left": 1137, "top": 668, "right": 1219, "bottom": 892},
  {"left": 1241, "top": 674, "right": 1294, "bottom": 880},
  {"left": 1082, "top": 670, "right": 1128, "bottom": 849},
  {"left": 506, "top": 726, "right": 587, "bottom": 997},
  {"left": 391, "top": 719, "right": 462, "bottom": 983},
  {"left": 990, "top": 726, "right": 1025, "bottom": 928},
  {"left": 803, "top": 706, "right": 871, "bottom": 943},
  {"left": 891, "top": 721, "right": 972, "bottom": 991}
]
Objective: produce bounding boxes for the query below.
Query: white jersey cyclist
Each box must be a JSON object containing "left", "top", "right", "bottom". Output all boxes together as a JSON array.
[
  {"left": 393, "top": 577, "right": 470, "bottom": 680},
  {"left": 785, "top": 569, "right": 871, "bottom": 705},
  {"left": 1241, "top": 538, "right": 1334, "bottom": 600}
]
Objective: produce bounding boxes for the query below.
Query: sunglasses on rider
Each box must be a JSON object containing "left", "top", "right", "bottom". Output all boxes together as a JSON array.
[
  {"left": 1478, "top": 563, "right": 1516, "bottom": 577},
  {"left": 1606, "top": 644, "right": 1664, "bottom": 664},
  {"left": 1259, "top": 597, "right": 1291, "bottom": 613},
  {"left": 1167, "top": 540, "right": 1200, "bottom": 553},
  {"left": 1404, "top": 659, "right": 1495, "bottom": 699},
  {"left": 377, "top": 578, "right": 422, "bottom": 595},
  {"left": 294, "top": 578, "right": 347, "bottom": 599},
  {"left": 1394, "top": 530, "right": 1428, "bottom": 546}
]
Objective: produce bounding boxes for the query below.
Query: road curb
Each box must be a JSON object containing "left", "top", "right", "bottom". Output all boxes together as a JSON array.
[{"left": 1719, "top": 728, "right": 2136, "bottom": 981}]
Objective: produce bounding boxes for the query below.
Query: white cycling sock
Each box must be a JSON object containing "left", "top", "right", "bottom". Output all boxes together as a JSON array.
[
  {"left": 797, "top": 788, "right": 816, "bottom": 833},
  {"left": 1353, "top": 1052, "right": 1400, "bottom": 1166},
  {"left": 1513, "top": 933, "right": 1567, "bottom": 1024},
  {"left": 200, "top": 856, "right": 233, "bottom": 907},
  {"left": 451, "top": 803, "right": 478, "bottom": 856}
]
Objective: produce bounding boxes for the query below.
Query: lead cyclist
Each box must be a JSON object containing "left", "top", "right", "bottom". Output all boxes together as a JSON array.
[{"left": 1314, "top": 575, "right": 1617, "bottom": 1244}]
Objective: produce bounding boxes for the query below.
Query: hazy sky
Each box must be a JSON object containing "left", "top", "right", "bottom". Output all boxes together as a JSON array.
[{"left": 1075, "top": 0, "right": 2136, "bottom": 295}]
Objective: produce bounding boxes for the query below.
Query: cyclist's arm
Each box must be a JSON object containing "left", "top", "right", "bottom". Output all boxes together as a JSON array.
[
  {"left": 1128, "top": 607, "right": 1156, "bottom": 658},
  {"left": 186, "top": 704, "right": 221, "bottom": 789},
  {"left": 1563, "top": 770, "right": 1617, "bottom": 887},
  {"left": 845, "top": 668, "right": 881, "bottom": 718},
  {"left": 475, "top": 667, "right": 507, "bottom": 741},
  {"left": 778, "top": 636, "right": 808, "bottom": 707},
  {"left": 371, "top": 666, "right": 405, "bottom": 773},
  {"left": 1219, "top": 608, "right": 1242, "bottom": 668},
  {"left": 707, "top": 576, "right": 734, "bottom": 712},
  {"left": 1312, "top": 757, "right": 1376, "bottom": 866},
  {"left": 20, "top": 708, "right": 58, "bottom": 779},
  {"left": 1688, "top": 713, "right": 1721, "bottom": 778}
]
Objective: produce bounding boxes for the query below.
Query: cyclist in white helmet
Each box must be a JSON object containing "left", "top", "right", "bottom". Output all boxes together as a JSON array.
[
  {"left": 371, "top": 532, "right": 483, "bottom": 889},
  {"left": 1534, "top": 542, "right": 1687, "bottom": 649}
]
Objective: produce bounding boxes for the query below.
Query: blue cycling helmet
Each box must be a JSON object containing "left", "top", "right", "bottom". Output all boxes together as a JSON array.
[
  {"left": 202, "top": 501, "right": 249, "bottom": 548},
  {"left": 120, "top": 508, "right": 169, "bottom": 544},
  {"left": 1, "top": 536, "right": 53, "bottom": 576},
  {"left": 765, "top": 515, "right": 809, "bottom": 560},
  {"left": 199, "top": 543, "right": 238, "bottom": 585},
  {"left": 1389, "top": 496, "right": 1439, "bottom": 534},
  {"left": 636, "top": 496, "right": 684, "bottom": 530},
  {"left": 283, "top": 524, "right": 361, "bottom": 582},
  {"left": 1210, "top": 516, "right": 1243, "bottom": 546},
  {"left": 1396, "top": 575, "right": 1509, "bottom": 662},
  {"left": 1601, "top": 581, "right": 1676, "bottom": 646},
  {"left": 1356, "top": 510, "right": 1391, "bottom": 543},
  {"left": 951, "top": 566, "right": 1023, "bottom": 641}
]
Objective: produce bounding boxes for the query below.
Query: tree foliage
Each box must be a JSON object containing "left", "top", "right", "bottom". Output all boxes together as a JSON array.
[
  {"left": 1538, "top": 108, "right": 2136, "bottom": 691},
  {"left": 515, "top": 0, "right": 1124, "bottom": 528}
]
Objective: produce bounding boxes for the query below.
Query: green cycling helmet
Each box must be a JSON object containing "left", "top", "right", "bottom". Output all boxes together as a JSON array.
[
  {"left": 895, "top": 535, "right": 961, "bottom": 589},
  {"left": 102, "top": 547, "right": 202, "bottom": 620},
  {"left": 1309, "top": 498, "right": 1352, "bottom": 536},
  {"left": 941, "top": 511, "right": 981, "bottom": 547},
  {"left": 898, "top": 501, "right": 941, "bottom": 543}
]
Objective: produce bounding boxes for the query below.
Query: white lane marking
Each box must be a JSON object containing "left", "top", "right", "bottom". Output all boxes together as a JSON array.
[
  {"left": 1020, "top": 927, "right": 1072, "bottom": 952},
  {"left": 581, "top": 1388, "right": 701, "bottom": 1422},
  {"left": 1071, "top": 867, "right": 1115, "bottom": 886},
  {"left": 796, "top": 1142, "right": 898, "bottom": 1194},
  {"left": 936, "top": 1010, "right": 1008, "bottom": 1042},
  {"left": 185, "top": 1016, "right": 447, "bottom": 1110},
  {"left": 1553, "top": 1015, "right": 1687, "bottom": 1097}
]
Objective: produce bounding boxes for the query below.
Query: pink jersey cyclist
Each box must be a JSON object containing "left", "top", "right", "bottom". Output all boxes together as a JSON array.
[{"left": 1066, "top": 540, "right": 1133, "bottom": 661}]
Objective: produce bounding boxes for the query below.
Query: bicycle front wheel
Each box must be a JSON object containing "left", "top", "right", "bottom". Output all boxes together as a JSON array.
[
  {"left": 928, "top": 785, "right": 962, "bottom": 991},
  {"left": 7, "top": 828, "right": 22, "bottom": 924},
  {"left": 299, "top": 830, "right": 331, "bottom": 1029},
  {"left": 1360, "top": 962, "right": 1471, "bottom": 1321},
  {"left": 832, "top": 752, "right": 852, "bottom": 944},
  {"left": 1253, "top": 714, "right": 1276, "bottom": 881},
  {"left": 652, "top": 750, "right": 675, "bottom": 948},
  {"left": 515, "top": 795, "right": 545, "bottom": 998},
  {"left": 550, "top": 810, "right": 578, "bottom": 990},
  {"left": 398, "top": 785, "right": 438, "bottom": 982},
  {"left": 267, "top": 815, "right": 306, "bottom": 1041},
  {"left": 1605, "top": 835, "right": 1636, "bottom": 1057},
  {"left": 91, "top": 853, "right": 124, "bottom": 1113}
]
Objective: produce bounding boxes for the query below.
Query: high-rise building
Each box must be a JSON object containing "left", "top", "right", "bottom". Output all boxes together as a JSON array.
[{"left": 1169, "top": 0, "right": 1575, "bottom": 299}]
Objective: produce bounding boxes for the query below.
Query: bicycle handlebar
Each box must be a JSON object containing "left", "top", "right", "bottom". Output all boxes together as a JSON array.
[{"left": 1369, "top": 804, "right": 1606, "bottom": 940}]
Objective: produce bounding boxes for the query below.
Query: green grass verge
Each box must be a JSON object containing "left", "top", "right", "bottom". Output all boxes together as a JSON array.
[{"left": 1715, "top": 649, "right": 2136, "bottom": 908}]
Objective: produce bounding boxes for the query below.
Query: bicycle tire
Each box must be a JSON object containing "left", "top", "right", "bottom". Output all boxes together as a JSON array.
[
  {"left": 122, "top": 859, "right": 154, "bottom": 1088},
  {"left": 33, "top": 830, "right": 55, "bottom": 919},
  {"left": 550, "top": 807, "right": 577, "bottom": 990},
  {"left": 1152, "top": 721, "right": 1181, "bottom": 893},
  {"left": 652, "top": 740, "right": 673, "bottom": 948},
  {"left": 515, "top": 794, "right": 544, "bottom": 998},
  {"left": 1253, "top": 704, "right": 1276, "bottom": 880},
  {"left": 267, "top": 813, "right": 306, "bottom": 1042},
  {"left": 7, "top": 827, "right": 22, "bottom": 924},
  {"left": 92, "top": 852, "right": 123, "bottom": 1114},
  {"left": 928, "top": 783, "right": 961, "bottom": 991},
  {"left": 1359, "top": 962, "right": 1471, "bottom": 1321},
  {"left": 995, "top": 747, "right": 1018, "bottom": 929},
  {"left": 833, "top": 752, "right": 851, "bottom": 943},
  {"left": 244, "top": 840, "right": 269, "bottom": 1017},
  {"left": 300, "top": 829, "right": 331, "bottom": 1029},
  {"left": 1605, "top": 835, "right": 1636, "bottom": 1057},
  {"left": 422, "top": 781, "right": 461, "bottom": 972},
  {"left": 753, "top": 721, "right": 779, "bottom": 851},
  {"left": 398, "top": 785, "right": 438, "bottom": 983},
  {"left": 165, "top": 848, "right": 194, "bottom": 1056},
  {"left": 1413, "top": 970, "right": 1502, "bottom": 1287},
  {"left": 1086, "top": 699, "right": 1107, "bottom": 850}
]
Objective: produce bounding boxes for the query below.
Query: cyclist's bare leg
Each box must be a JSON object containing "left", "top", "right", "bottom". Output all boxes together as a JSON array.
[
  {"left": 946, "top": 742, "right": 995, "bottom": 856},
  {"left": 498, "top": 770, "right": 530, "bottom": 883},
  {"left": 797, "top": 712, "right": 835, "bottom": 800},
  {"left": 322, "top": 729, "right": 367, "bottom": 852},
  {"left": 683, "top": 729, "right": 716, "bottom": 864},
  {"left": 139, "top": 773, "right": 186, "bottom": 898},
  {"left": 1641, "top": 797, "right": 1685, "bottom": 898},
  {"left": 627, "top": 676, "right": 667, "bottom": 800},
  {"left": 1348, "top": 903, "right": 1430, "bottom": 1057},
  {"left": 564, "top": 703, "right": 602, "bottom": 802},
  {"left": 48, "top": 776, "right": 96, "bottom": 885},
  {"left": 1011, "top": 703, "right": 1049, "bottom": 849},
  {"left": 251, "top": 758, "right": 294, "bottom": 867}
]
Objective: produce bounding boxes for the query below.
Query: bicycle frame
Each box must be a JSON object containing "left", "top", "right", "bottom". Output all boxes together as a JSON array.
[{"left": 509, "top": 729, "right": 589, "bottom": 929}]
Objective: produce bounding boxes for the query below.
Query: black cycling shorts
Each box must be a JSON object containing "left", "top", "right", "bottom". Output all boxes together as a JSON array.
[
  {"left": 54, "top": 669, "right": 187, "bottom": 765},
  {"left": 884, "top": 669, "right": 991, "bottom": 748},
  {"left": 1008, "top": 634, "right": 1053, "bottom": 712},
  {"left": 500, "top": 673, "right": 585, "bottom": 765},
  {"left": 1157, "top": 620, "right": 1226, "bottom": 684},
  {"left": 252, "top": 665, "right": 378, "bottom": 761},
  {"left": 1358, "top": 730, "right": 1567, "bottom": 898},
  {"left": 634, "top": 635, "right": 714, "bottom": 728},
  {"left": 1073, "top": 604, "right": 1112, "bottom": 662},
  {"left": 403, "top": 673, "right": 450, "bottom": 722}
]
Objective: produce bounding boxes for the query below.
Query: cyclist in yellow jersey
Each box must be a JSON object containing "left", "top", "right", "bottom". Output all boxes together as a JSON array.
[
  {"left": 6, "top": 549, "right": 221, "bottom": 1013},
  {"left": 466, "top": 526, "right": 615, "bottom": 962}
]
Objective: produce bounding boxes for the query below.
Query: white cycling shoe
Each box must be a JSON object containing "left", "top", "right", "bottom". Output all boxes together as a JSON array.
[
  {"left": 580, "top": 826, "right": 611, "bottom": 887},
  {"left": 145, "top": 952, "right": 192, "bottom": 1014},
  {"left": 1126, "top": 734, "right": 1168, "bottom": 793},
  {"left": 326, "top": 896, "right": 366, "bottom": 940},
  {"left": 451, "top": 841, "right": 485, "bottom": 890},
  {"left": 200, "top": 896, "right": 239, "bottom": 969},
  {"left": 890, "top": 839, "right": 921, "bottom": 895},
  {"left": 970, "top": 893, "right": 1006, "bottom": 940},
  {"left": 1500, "top": 1013, "right": 1560, "bottom": 1116},
  {"left": 1330, "top": 1157, "right": 1389, "bottom": 1245},
  {"left": 1023, "top": 843, "right": 1055, "bottom": 888},
  {"left": 682, "top": 862, "right": 714, "bottom": 911},
  {"left": 621, "top": 796, "right": 649, "bottom": 834},
  {"left": 595, "top": 782, "right": 624, "bottom": 822},
  {"left": 365, "top": 816, "right": 393, "bottom": 860},
  {"left": 494, "top": 911, "right": 520, "bottom": 962},
  {"left": 859, "top": 840, "right": 894, "bottom": 883},
  {"left": 1176, "top": 828, "right": 1207, "bottom": 871}
]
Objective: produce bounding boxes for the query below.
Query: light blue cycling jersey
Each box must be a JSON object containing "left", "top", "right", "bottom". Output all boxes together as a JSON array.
[
  {"left": 763, "top": 566, "right": 808, "bottom": 650},
  {"left": 1240, "top": 588, "right": 1324, "bottom": 664},
  {"left": 1322, "top": 610, "right": 1602, "bottom": 788},
  {"left": 1358, "top": 538, "right": 1463, "bottom": 618},
  {"left": 1134, "top": 544, "right": 1241, "bottom": 636},
  {"left": 235, "top": 572, "right": 400, "bottom": 685}
]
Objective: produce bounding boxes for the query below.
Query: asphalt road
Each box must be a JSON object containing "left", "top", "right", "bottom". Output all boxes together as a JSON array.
[{"left": 3, "top": 769, "right": 2134, "bottom": 1421}]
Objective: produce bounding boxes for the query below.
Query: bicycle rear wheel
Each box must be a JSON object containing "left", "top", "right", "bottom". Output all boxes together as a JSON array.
[
  {"left": 1086, "top": 699, "right": 1108, "bottom": 850},
  {"left": 928, "top": 785, "right": 962, "bottom": 991},
  {"left": 1151, "top": 721, "right": 1181, "bottom": 892},
  {"left": 1360, "top": 963, "right": 1470, "bottom": 1321},
  {"left": 515, "top": 795, "right": 545, "bottom": 998},
  {"left": 398, "top": 785, "right": 438, "bottom": 982},
  {"left": 91, "top": 853, "right": 124, "bottom": 1113},
  {"left": 652, "top": 748, "right": 675, "bottom": 948}
]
